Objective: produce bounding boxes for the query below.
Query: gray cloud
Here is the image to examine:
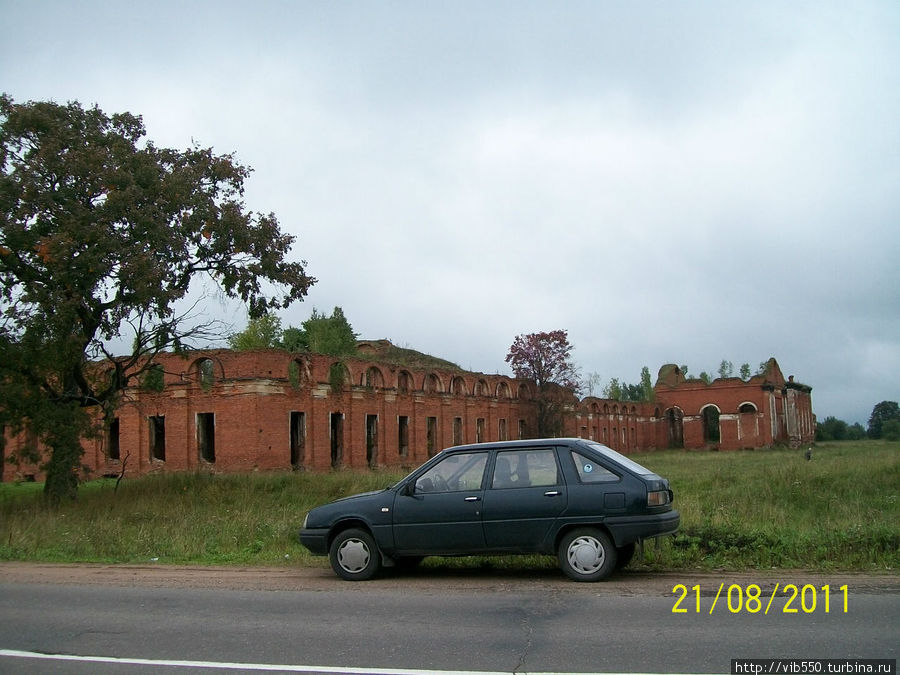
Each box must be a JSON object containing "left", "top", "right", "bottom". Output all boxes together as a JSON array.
[{"left": 2, "top": 0, "right": 897, "bottom": 425}]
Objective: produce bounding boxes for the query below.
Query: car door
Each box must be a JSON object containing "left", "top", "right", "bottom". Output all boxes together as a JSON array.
[
  {"left": 392, "top": 451, "right": 488, "bottom": 554},
  {"left": 481, "top": 447, "right": 567, "bottom": 551}
]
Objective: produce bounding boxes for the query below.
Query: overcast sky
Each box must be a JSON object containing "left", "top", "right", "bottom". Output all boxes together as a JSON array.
[{"left": 2, "top": 1, "right": 898, "bottom": 426}]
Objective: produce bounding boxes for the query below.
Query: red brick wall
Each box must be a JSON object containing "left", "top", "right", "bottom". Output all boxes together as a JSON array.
[{"left": 1, "top": 352, "right": 815, "bottom": 481}]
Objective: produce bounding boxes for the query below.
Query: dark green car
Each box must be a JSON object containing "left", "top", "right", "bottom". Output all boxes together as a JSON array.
[{"left": 299, "top": 438, "right": 679, "bottom": 581}]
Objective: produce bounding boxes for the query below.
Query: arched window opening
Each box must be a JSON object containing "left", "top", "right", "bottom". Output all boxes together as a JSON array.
[
  {"left": 397, "top": 371, "right": 413, "bottom": 394},
  {"left": 424, "top": 373, "right": 442, "bottom": 394},
  {"left": 197, "top": 358, "right": 215, "bottom": 390},
  {"left": 702, "top": 405, "right": 721, "bottom": 444},
  {"left": 666, "top": 407, "right": 684, "bottom": 448},
  {"left": 364, "top": 366, "right": 384, "bottom": 390}
]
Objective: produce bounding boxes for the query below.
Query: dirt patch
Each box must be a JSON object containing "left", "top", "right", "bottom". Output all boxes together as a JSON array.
[{"left": 2, "top": 562, "right": 897, "bottom": 596}]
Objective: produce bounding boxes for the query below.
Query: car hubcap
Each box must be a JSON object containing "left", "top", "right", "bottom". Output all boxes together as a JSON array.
[
  {"left": 567, "top": 536, "right": 605, "bottom": 574},
  {"left": 337, "top": 539, "right": 370, "bottom": 573}
]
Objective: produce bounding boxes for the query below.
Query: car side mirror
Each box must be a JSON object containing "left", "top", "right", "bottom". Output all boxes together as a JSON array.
[{"left": 402, "top": 481, "right": 417, "bottom": 496}]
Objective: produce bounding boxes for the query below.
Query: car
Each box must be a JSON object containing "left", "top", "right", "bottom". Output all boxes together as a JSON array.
[{"left": 299, "top": 438, "right": 679, "bottom": 582}]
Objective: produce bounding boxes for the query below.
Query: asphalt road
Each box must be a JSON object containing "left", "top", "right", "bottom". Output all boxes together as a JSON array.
[{"left": 0, "top": 564, "right": 897, "bottom": 674}]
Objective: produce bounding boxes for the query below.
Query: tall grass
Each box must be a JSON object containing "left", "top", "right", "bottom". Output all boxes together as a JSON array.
[
  {"left": 1, "top": 441, "right": 897, "bottom": 571},
  {"left": 633, "top": 441, "right": 899, "bottom": 571},
  {"left": 0, "top": 470, "right": 404, "bottom": 566}
]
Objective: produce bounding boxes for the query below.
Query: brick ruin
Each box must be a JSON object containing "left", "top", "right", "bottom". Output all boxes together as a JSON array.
[{"left": 1, "top": 348, "right": 814, "bottom": 482}]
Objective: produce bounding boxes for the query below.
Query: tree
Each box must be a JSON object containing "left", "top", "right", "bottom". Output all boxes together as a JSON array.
[
  {"left": 583, "top": 371, "right": 602, "bottom": 397},
  {"left": 867, "top": 401, "right": 900, "bottom": 439},
  {"left": 882, "top": 419, "right": 900, "bottom": 442},
  {"left": 506, "top": 330, "right": 580, "bottom": 436},
  {"left": 640, "top": 366, "right": 654, "bottom": 402},
  {"left": 228, "top": 312, "right": 283, "bottom": 350},
  {"left": 717, "top": 360, "right": 734, "bottom": 379},
  {"left": 286, "top": 306, "right": 357, "bottom": 356},
  {"left": 603, "top": 377, "right": 622, "bottom": 401},
  {"left": 620, "top": 382, "right": 645, "bottom": 401},
  {"left": 739, "top": 363, "right": 751, "bottom": 380},
  {"left": 0, "top": 96, "right": 315, "bottom": 502},
  {"left": 816, "top": 416, "right": 848, "bottom": 442}
]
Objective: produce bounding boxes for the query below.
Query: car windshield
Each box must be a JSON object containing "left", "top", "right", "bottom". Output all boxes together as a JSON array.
[{"left": 583, "top": 441, "right": 656, "bottom": 475}]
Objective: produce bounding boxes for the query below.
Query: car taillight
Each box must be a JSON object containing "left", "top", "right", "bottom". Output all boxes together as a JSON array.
[{"left": 647, "top": 489, "right": 670, "bottom": 507}]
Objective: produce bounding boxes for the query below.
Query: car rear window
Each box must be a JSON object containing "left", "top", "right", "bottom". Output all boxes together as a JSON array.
[
  {"left": 570, "top": 451, "right": 619, "bottom": 483},
  {"left": 583, "top": 441, "right": 656, "bottom": 475}
]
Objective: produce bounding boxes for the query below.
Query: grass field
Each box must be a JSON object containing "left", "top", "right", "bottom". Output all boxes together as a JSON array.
[{"left": 1, "top": 440, "right": 897, "bottom": 572}]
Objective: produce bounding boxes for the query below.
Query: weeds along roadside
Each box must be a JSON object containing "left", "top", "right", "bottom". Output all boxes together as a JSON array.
[{"left": 0, "top": 441, "right": 897, "bottom": 572}]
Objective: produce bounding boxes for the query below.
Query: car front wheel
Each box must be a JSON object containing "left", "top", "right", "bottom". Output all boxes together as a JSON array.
[
  {"left": 329, "top": 528, "right": 381, "bottom": 581},
  {"left": 558, "top": 528, "right": 617, "bottom": 581}
]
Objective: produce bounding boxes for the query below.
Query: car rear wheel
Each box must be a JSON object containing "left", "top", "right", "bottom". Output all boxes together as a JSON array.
[
  {"left": 558, "top": 528, "right": 617, "bottom": 581},
  {"left": 329, "top": 528, "right": 381, "bottom": 581}
]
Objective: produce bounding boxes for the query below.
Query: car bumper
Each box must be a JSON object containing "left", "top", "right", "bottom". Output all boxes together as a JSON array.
[
  {"left": 604, "top": 509, "right": 680, "bottom": 546},
  {"left": 298, "top": 528, "right": 330, "bottom": 555}
]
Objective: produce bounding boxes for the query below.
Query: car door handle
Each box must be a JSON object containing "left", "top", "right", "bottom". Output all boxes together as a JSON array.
[
  {"left": 464, "top": 496, "right": 481, "bottom": 502},
  {"left": 544, "top": 490, "right": 561, "bottom": 497}
]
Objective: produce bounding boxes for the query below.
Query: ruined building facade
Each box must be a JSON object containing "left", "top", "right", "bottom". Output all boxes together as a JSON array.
[{"left": 1, "top": 349, "right": 814, "bottom": 483}]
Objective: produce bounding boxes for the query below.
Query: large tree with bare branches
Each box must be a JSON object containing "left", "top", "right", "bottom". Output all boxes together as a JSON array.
[{"left": 0, "top": 95, "right": 315, "bottom": 501}]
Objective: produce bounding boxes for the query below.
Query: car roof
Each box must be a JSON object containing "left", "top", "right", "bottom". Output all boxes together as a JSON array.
[{"left": 441, "top": 438, "right": 593, "bottom": 454}]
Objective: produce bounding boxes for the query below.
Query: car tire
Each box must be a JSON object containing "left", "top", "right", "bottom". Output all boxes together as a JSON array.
[
  {"left": 558, "top": 528, "right": 617, "bottom": 582},
  {"left": 615, "top": 542, "right": 636, "bottom": 570},
  {"left": 329, "top": 528, "right": 381, "bottom": 581}
]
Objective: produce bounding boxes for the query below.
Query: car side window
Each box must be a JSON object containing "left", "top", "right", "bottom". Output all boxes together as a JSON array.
[
  {"left": 415, "top": 452, "right": 487, "bottom": 493},
  {"left": 491, "top": 448, "right": 559, "bottom": 489},
  {"left": 570, "top": 451, "right": 620, "bottom": 483}
]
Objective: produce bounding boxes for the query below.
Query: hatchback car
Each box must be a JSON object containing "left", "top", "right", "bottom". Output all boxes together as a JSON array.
[{"left": 299, "top": 438, "right": 679, "bottom": 581}]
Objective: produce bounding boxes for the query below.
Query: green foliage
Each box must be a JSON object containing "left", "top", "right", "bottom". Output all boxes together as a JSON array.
[
  {"left": 640, "top": 366, "right": 654, "bottom": 402},
  {"left": 600, "top": 367, "right": 653, "bottom": 402},
  {"left": 291, "top": 307, "right": 358, "bottom": 356},
  {"left": 883, "top": 419, "right": 900, "bottom": 442},
  {"left": 228, "top": 312, "right": 284, "bottom": 350},
  {"left": 603, "top": 377, "right": 622, "bottom": 400},
  {"left": 140, "top": 364, "right": 165, "bottom": 392},
  {"left": 365, "top": 342, "right": 461, "bottom": 371},
  {"left": 717, "top": 360, "right": 734, "bottom": 378},
  {"left": 281, "top": 327, "right": 305, "bottom": 352},
  {"left": 817, "top": 417, "right": 868, "bottom": 442},
  {"left": 868, "top": 401, "right": 899, "bottom": 439},
  {"left": 0, "top": 95, "right": 314, "bottom": 501},
  {"left": 817, "top": 416, "right": 849, "bottom": 441},
  {"left": 739, "top": 363, "right": 751, "bottom": 380}
]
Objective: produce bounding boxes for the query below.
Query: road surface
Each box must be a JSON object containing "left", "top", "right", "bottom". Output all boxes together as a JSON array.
[{"left": 1, "top": 563, "right": 897, "bottom": 674}]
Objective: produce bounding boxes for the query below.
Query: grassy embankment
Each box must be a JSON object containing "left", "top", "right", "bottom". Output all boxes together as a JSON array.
[{"left": 1, "top": 441, "right": 897, "bottom": 572}]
